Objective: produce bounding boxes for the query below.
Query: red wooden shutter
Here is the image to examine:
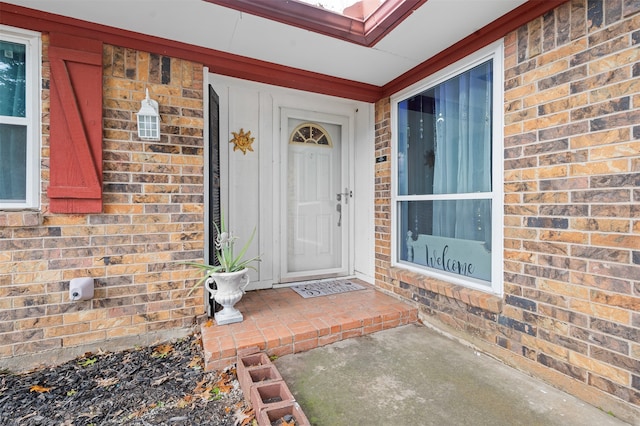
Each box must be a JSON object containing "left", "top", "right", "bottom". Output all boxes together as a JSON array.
[{"left": 47, "top": 33, "right": 103, "bottom": 213}]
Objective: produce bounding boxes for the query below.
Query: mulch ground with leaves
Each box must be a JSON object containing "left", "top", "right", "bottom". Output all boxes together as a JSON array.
[{"left": 0, "top": 328, "right": 256, "bottom": 426}]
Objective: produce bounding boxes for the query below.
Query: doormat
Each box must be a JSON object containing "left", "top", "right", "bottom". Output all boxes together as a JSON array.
[{"left": 290, "top": 280, "right": 366, "bottom": 298}]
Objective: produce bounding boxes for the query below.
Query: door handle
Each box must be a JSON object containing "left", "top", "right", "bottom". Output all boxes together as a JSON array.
[{"left": 336, "top": 202, "right": 342, "bottom": 227}]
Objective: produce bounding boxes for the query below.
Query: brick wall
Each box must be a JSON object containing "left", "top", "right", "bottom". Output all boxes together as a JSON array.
[
  {"left": 375, "top": 0, "right": 639, "bottom": 417},
  {"left": 0, "top": 37, "right": 206, "bottom": 369}
]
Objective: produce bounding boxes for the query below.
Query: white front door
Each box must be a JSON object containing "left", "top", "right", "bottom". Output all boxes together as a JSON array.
[{"left": 281, "top": 109, "right": 350, "bottom": 282}]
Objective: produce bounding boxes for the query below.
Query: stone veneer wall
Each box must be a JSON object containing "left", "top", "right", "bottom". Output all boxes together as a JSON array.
[
  {"left": 0, "top": 36, "right": 206, "bottom": 369},
  {"left": 375, "top": 0, "right": 639, "bottom": 418}
]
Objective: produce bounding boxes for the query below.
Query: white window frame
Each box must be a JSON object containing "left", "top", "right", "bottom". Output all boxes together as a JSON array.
[
  {"left": 0, "top": 25, "right": 41, "bottom": 210},
  {"left": 390, "top": 42, "right": 504, "bottom": 295}
]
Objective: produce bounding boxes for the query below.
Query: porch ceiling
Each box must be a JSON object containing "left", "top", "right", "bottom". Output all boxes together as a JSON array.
[{"left": 4, "top": 0, "right": 527, "bottom": 87}]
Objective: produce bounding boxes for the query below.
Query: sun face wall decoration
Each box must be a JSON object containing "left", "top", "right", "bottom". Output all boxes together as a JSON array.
[{"left": 230, "top": 128, "right": 255, "bottom": 154}]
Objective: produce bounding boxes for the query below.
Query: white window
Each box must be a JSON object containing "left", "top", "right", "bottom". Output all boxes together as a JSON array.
[
  {"left": 391, "top": 43, "right": 503, "bottom": 294},
  {"left": 0, "top": 26, "right": 40, "bottom": 210}
]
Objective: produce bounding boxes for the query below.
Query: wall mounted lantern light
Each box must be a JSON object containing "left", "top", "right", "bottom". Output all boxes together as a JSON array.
[{"left": 137, "top": 88, "right": 160, "bottom": 141}]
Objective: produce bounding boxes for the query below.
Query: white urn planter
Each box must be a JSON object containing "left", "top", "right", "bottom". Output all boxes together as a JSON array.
[
  {"left": 205, "top": 268, "right": 251, "bottom": 325},
  {"left": 182, "top": 212, "right": 260, "bottom": 324}
]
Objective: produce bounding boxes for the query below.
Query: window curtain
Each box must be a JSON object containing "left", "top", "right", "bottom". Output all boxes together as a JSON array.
[
  {"left": 432, "top": 62, "right": 492, "bottom": 248},
  {"left": 0, "top": 41, "right": 27, "bottom": 201}
]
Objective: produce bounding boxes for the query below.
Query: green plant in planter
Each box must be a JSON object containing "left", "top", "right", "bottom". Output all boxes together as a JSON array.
[{"left": 183, "top": 213, "right": 260, "bottom": 296}]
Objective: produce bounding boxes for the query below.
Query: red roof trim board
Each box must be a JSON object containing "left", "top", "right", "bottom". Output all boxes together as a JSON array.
[
  {"left": 0, "top": 1, "right": 567, "bottom": 103},
  {"left": 362, "top": 0, "right": 426, "bottom": 44},
  {"left": 0, "top": 2, "right": 381, "bottom": 102},
  {"left": 204, "top": 0, "right": 427, "bottom": 47}
]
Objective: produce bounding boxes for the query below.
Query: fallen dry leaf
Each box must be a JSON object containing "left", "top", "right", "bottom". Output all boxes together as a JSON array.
[
  {"left": 95, "top": 377, "right": 119, "bottom": 387},
  {"left": 233, "top": 406, "right": 255, "bottom": 426},
  {"left": 176, "top": 395, "right": 193, "bottom": 409},
  {"left": 193, "top": 377, "right": 208, "bottom": 394},
  {"left": 203, "top": 319, "right": 214, "bottom": 328},
  {"left": 215, "top": 383, "right": 233, "bottom": 394},
  {"left": 29, "top": 385, "right": 51, "bottom": 393},
  {"left": 152, "top": 375, "right": 172, "bottom": 386},
  {"left": 214, "top": 374, "right": 233, "bottom": 394},
  {"left": 188, "top": 355, "right": 203, "bottom": 369},
  {"left": 214, "top": 385, "right": 233, "bottom": 393},
  {"left": 151, "top": 344, "right": 173, "bottom": 358},
  {"left": 193, "top": 377, "right": 215, "bottom": 400}
]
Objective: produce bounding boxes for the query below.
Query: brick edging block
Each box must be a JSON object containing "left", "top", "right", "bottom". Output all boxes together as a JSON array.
[
  {"left": 237, "top": 349, "right": 272, "bottom": 401},
  {"left": 240, "top": 363, "right": 283, "bottom": 402},
  {"left": 257, "top": 401, "right": 311, "bottom": 426},
  {"left": 237, "top": 350, "right": 311, "bottom": 425},
  {"left": 250, "top": 381, "right": 295, "bottom": 412}
]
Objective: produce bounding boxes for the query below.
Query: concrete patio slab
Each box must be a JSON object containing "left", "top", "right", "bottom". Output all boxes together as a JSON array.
[{"left": 275, "top": 323, "right": 631, "bottom": 426}]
